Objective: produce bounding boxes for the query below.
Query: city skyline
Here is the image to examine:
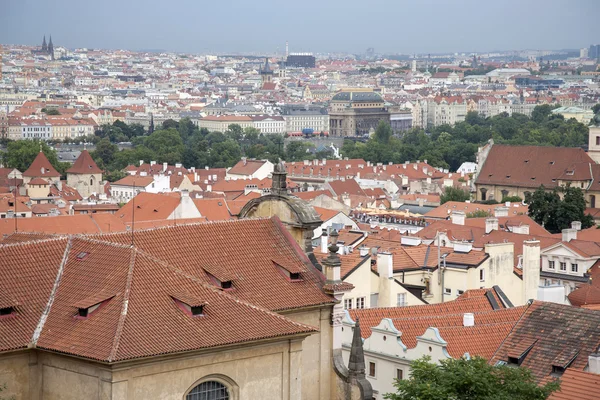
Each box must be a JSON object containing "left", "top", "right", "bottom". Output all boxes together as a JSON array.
[{"left": 2, "top": 0, "right": 600, "bottom": 55}]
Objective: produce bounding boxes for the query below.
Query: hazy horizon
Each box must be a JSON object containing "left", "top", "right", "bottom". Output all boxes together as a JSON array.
[{"left": 2, "top": 0, "right": 599, "bottom": 55}]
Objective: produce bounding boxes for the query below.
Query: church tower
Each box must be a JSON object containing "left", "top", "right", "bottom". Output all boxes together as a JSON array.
[
  {"left": 41, "top": 36, "right": 48, "bottom": 52},
  {"left": 48, "top": 35, "right": 54, "bottom": 60},
  {"left": 260, "top": 57, "right": 273, "bottom": 84}
]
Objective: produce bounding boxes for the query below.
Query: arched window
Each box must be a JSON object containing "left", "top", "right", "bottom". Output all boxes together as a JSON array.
[
  {"left": 186, "top": 381, "right": 229, "bottom": 400},
  {"left": 480, "top": 188, "right": 487, "bottom": 201},
  {"left": 90, "top": 178, "right": 94, "bottom": 186}
]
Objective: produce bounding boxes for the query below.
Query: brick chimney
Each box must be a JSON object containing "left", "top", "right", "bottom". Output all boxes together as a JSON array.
[
  {"left": 572, "top": 221, "right": 582, "bottom": 231},
  {"left": 494, "top": 206, "right": 508, "bottom": 217},
  {"left": 377, "top": 252, "right": 394, "bottom": 307}
]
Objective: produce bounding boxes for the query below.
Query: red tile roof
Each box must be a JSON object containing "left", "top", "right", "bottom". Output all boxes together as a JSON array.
[
  {"left": 23, "top": 151, "right": 60, "bottom": 178},
  {"left": 0, "top": 214, "right": 126, "bottom": 236},
  {"left": 476, "top": 145, "right": 593, "bottom": 189},
  {"left": 425, "top": 201, "right": 528, "bottom": 219},
  {"left": 327, "top": 179, "right": 366, "bottom": 197},
  {"left": 93, "top": 217, "right": 334, "bottom": 312},
  {"left": 548, "top": 369, "right": 600, "bottom": 400},
  {"left": 112, "top": 175, "right": 154, "bottom": 188},
  {"left": 66, "top": 150, "right": 102, "bottom": 174},
  {"left": 490, "top": 301, "right": 600, "bottom": 383},
  {"left": 0, "top": 236, "right": 317, "bottom": 362},
  {"left": 568, "top": 284, "right": 600, "bottom": 307},
  {"left": 228, "top": 159, "right": 269, "bottom": 176}
]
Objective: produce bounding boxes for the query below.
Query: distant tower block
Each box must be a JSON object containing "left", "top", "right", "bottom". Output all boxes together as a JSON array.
[{"left": 285, "top": 41, "right": 289, "bottom": 58}]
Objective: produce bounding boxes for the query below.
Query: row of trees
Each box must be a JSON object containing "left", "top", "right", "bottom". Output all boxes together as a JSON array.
[{"left": 342, "top": 105, "right": 590, "bottom": 171}]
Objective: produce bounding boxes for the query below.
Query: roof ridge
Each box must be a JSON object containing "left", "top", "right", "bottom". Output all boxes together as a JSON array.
[
  {"left": 95, "top": 216, "right": 271, "bottom": 237},
  {"left": 29, "top": 236, "right": 73, "bottom": 348},
  {"left": 108, "top": 247, "right": 136, "bottom": 362},
  {"left": 0, "top": 234, "right": 68, "bottom": 247},
  {"left": 489, "top": 300, "right": 534, "bottom": 361},
  {"left": 72, "top": 235, "right": 137, "bottom": 250},
  {"left": 133, "top": 249, "right": 318, "bottom": 332}
]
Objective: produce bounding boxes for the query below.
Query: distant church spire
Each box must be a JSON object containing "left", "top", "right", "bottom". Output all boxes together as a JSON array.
[
  {"left": 42, "top": 35, "right": 47, "bottom": 52},
  {"left": 48, "top": 35, "right": 54, "bottom": 60}
]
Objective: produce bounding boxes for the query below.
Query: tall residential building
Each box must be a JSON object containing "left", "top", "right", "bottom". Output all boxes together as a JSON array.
[
  {"left": 328, "top": 89, "right": 390, "bottom": 137},
  {"left": 426, "top": 96, "right": 467, "bottom": 127},
  {"left": 286, "top": 53, "right": 316, "bottom": 68},
  {"left": 282, "top": 105, "right": 329, "bottom": 133}
]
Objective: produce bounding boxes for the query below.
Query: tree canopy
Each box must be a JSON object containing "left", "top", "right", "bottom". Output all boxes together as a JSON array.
[
  {"left": 385, "top": 356, "right": 559, "bottom": 400},
  {"left": 440, "top": 186, "right": 470, "bottom": 204},
  {"left": 2, "top": 140, "right": 70, "bottom": 176},
  {"left": 526, "top": 185, "right": 594, "bottom": 233},
  {"left": 342, "top": 105, "right": 589, "bottom": 171}
]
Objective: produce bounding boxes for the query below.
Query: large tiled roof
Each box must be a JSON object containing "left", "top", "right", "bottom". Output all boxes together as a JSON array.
[
  {"left": 568, "top": 284, "right": 600, "bottom": 307},
  {"left": 23, "top": 151, "right": 60, "bottom": 178},
  {"left": 476, "top": 145, "right": 593, "bottom": 188},
  {"left": 490, "top": 301, "right": 600, "bottom": 382},
  {"left": 425, "top": 201, "right": 528, "bottom": 219},
  {"left": 93, "top": 218, "right": 334, "bottom": 311},
  {"left": 548, "top": 369, "right": 600, "bottom": 400},
  {"left": 0, "top": 236, "right": 316, "bottom": 362},
  {"left": 0, "top": 214, "right": 127, "bottom": 236},
  {"left": 66, "top": 150, "right": 102, "bottom": 174}
]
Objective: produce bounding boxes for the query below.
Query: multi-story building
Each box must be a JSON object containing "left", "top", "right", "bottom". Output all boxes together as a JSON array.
[
  {"left": 329, "top": 89, "right": 390, "bottom": 137},
  {"left": 197, "top": 115, "right": 253, "bottom": 132},
  {"left": 286, "top": 53, "right": 316, "bottom": 68},
  {"left": 250, "top": 115, "right": 285, "bottom": 134},
  {"left": 282, "top": 105, "right": 329, "bottom": 133},
  {"left": 19, "top": 119, "right": 52, "bottom": 140},
  {"left": 426, "top": 96, "right": 467, "bottom": 127},
  {"left": 0, "top": 108, "right": 7, "bottom": 138}
]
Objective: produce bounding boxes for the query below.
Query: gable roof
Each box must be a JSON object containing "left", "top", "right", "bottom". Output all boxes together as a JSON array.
[
  {"left": 476, "top": 145, "right": 593, "bottom": 188},
  {"left": 23, "top": 152, "right": 60, "bottom": 178},
  {"left": 548, "top": 369, "right": 600, "bottom": 400},
  {"left": 66, "top": 150, "right": 102, "bottom": 174},
  {"left": 327, "top": 179, "right": 366, "bottom": 197}
]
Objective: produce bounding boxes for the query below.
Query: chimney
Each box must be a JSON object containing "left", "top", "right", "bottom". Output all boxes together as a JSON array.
[
  {"left": 522, "top": 240, "right": 540, "bottom": 304},
  {"left": 589, "top": 351, "right": 600, "bottom": 374},
  {"left": 401, "top": 236, "right": 422, "bottom": 246},
  {"left": 453, "top": 242, "right": 472, "bottom": 253},
  {"left": 181, "top": 189, "right": 189, "bottom": 198},
  {"left": 139, "top": 160, "right": 144, "bottom": 166},
  {"left": 572, "top": 221, "right": 582, "bottom": 231},
  {"left": 175, "top": 163, "right": 182, "bottom": 168},
  {"left": 418, "top": 198, "right": 425, "bottom": 208},
  {"left": 562, "top": 229, "right": 577, "bottom": 242},
  {"left": 162, "top": 162, "right": 167, "bottom": 171},
  {"left": 320, "top": 230, "right": 328, "bottom": 254},
  {"left": 485, "top": 217, "right": 498, "bottom": 233},
  {"left": 451, "top": 211, "right": 465, "bottom": 226},
  {"left": 512, "top": 224, "right": 530, "bottom": 235},
  {"left": 242, "top": 157, "right": 247, "bottom": 165},
  {"left": 150, "top": 161, "right": 156, "bottom": 166},
  {"left": 505, "top": 201, "right": 511, "bottom": 207},
  {"left": 377, "top": 252, "right": 394, "bottom": 307},
  {"left": 359, "top": 246, "right": 369, "bottom": 257},
  {"left": 494, "top": 206, "right": 508, "bottom": 217},
  {"left": 463, "top": 313, "right": 474, "bottom": 327}
]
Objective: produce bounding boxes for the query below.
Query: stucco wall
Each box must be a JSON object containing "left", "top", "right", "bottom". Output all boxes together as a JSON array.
[{"left": 0, "top": 338, "right": 308, "bottom": 400}]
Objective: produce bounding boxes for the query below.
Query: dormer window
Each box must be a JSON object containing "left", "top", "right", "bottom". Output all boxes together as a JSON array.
[
  {"left": 203, "top": 266, "right": 234, "bottom": 290},
  {"left": 76, "top": 252, "right": 89, "bottom": 261},
  {"left": 273, "top": 259, "right": 303, "bottom": 282},
  {"left": 171, "top": 294, "right": 207, "bottom": 317},
  {"left": 73, "top": 292, "right": 114, "bottom": 319}
]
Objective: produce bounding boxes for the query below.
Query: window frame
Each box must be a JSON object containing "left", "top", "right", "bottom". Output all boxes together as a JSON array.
[
  {"left": 571, "top": 263, "right": 578, "bottom": 273},
  {"left": 559, "top": 262, "right": 567, "bottom": 271},
  {"left": 479, "top": 269, "right": 485, "bottom": 282},
  {"left": 184, "top": 375, "right": 238, "bottom": 400},
  {"left": 368, "top": 361, "right": 376, "bottom": 378},
  {"left": 548, "top": 261, "right": 555, "bottom": 269}
]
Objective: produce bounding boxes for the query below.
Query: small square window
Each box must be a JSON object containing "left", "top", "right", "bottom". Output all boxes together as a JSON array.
[
  {"left": 444, "top": 288, "right": 451, "bottom": 295},
  {"left": 548, "top": 261, "right": 555, "bottom": 269},
  {"left": 344, "top": 298, "right": 353, "bottom": 310},
  {"left": 356, "top": 297, "right": 365, "bottom": 309},
  {"left": 560, "top": 262, "right": 567, "bottom": 271}
]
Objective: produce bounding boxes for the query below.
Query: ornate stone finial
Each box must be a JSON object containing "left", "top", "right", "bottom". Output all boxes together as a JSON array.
[
  {"left": 271, "top": 159, "right": 288, "bottom": 195},
  {"left": 328, "top": 229, "right": 339, "bottom": 254},
  {"left": 348, "top": 318, "right": 366, "bottom": 377}
]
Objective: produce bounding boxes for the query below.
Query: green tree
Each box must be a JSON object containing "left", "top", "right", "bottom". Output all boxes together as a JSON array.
[
  {"left": 42, "top": 108, "right": 60, "bottom": 115},
  {"left": 467, "top": 210, "right": 493, "bottom": 218},
  {"left": 592, "top": 103, "right": 600, "bottom": 115},
  {"left": 527, "top": 185, "right": 594, "bottom": 233},
  {"left": 3, "top": 140, "right": 61, "bottom": 173},
  {"left": 531, "top": 104, "right": 556, "bottom": 123},
  {"left": 374, "top": 120, "right": 392, "bottom": 144},
  {"left": 91, "top": 138, "right": 118, "bottom": 166},
  {"left": 385, "top": 356, "right": 559, "bottom": 400},
  {"left": 286, "top": 141, "right": 315, "bottom": 161},
  {"left": 501, "top": 195, "right": 523, "bottom": 203},
  {"left": 143, "top": 129, "right": 185, "bottom": 164},
  {"left": 161, "top": 119, "right": 179, "bottom": 130},
  {"left": 440, "top": 186, "right": 470, "bottom": 204}
]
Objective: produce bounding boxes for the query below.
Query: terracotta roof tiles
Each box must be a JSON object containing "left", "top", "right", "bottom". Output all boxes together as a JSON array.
[
  {"left": 66, "top": 150, "right": 102, "bottom": 174},
  {"left": 23, "top": 152, "right": 60, "bottom": 178}
]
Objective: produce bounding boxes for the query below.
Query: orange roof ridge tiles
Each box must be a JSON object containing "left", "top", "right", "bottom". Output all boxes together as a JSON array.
[{"left": 66, "top": 150, "right": 102, "bottom": 174}]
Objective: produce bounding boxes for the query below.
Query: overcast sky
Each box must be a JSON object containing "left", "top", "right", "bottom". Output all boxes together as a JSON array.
[{"left": 2, "top": 0, "right": 599, "bottom": 55}]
